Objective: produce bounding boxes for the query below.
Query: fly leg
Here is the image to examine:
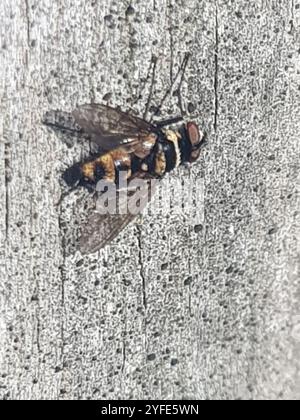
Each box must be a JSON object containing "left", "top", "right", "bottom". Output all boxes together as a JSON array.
[
  {"left": 142, "top": 56, "right": 158, "bottom": 120},
  {"left": 173, "top": 53, "right": 190, "bottom": 116},
  {"left": 155, "top": 116, "right": 184, "bottom": 128},
  {"left": 149, "top": 52, "right": 190, "bottom": 123},
  {"left": 131, "top": 55, "right": 158, "bottom": 111}
]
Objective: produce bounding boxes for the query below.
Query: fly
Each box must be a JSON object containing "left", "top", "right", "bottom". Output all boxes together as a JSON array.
[
  {"left": 43, "top": 55, "right": 206, "bottom": 254},
  {"left": 53, "top": 104, "right": 206, "bottom": 254}
]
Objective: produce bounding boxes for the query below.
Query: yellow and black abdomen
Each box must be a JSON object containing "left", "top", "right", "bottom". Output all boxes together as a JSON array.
[
  {"left": 63, "top": 148, "right": 132, "bottom": 189},
  {"left": 81, "top": 149, "right": 132, "bottom": 183},
  {"left": 63, "top": 128, "right": 193, "bottom": 189}
]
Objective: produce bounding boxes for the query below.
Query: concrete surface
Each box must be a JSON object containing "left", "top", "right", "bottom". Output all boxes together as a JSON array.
[{"left": 0, "top": 0, "right": 299, "bottom": 400}]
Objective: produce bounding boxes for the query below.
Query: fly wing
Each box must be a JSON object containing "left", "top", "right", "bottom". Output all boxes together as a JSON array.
[
  {"left": 79, "top": 212, "right": 136, "bottom": 255},
  {"left": 78, "top": 175, "right": 158, "bottom": 255},
  {"left": 72, "top": 104, "right": 155, "bottom": 151}
]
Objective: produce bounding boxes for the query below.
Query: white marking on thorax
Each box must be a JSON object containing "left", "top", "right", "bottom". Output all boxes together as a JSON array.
[{"left": 164, "top": 129, "right": 181, "bottom": 167}]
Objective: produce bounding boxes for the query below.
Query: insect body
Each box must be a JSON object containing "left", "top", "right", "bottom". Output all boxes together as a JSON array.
[
  {"left": 54, "top": 104, "right": 205, "bottom": 254},
  {"left": 63, "top": 104, "right": 204, "bottom": 191}
]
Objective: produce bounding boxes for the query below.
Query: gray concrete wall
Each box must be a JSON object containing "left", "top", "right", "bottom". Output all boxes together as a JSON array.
[{"left": 0, "top": 0, "right": 299, "bottom": 400}]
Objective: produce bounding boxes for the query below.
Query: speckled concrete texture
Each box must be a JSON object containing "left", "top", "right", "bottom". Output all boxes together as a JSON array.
[{"left": 0, "top": 0, "right": 299, "bottom": 400}]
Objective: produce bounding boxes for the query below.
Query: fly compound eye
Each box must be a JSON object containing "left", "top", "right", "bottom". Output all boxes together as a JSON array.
[
  {"left": 189, "top": 148, "right": 201, "bottom": 162},
  {"left": 187, "top": 122, "right": 201, "bottom": 146}
]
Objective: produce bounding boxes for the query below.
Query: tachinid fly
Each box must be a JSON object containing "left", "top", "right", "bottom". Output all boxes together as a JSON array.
[{"left": 48, "top": 104, "right": 206, "bottom": 254}]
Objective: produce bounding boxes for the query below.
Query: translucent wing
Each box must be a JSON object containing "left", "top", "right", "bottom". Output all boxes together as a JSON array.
[
  {"left": 78, "top": 175, "right": 157, "bottom": 255},
  {"left": 72, "top": 104, "right": 156, "bottom": 151},
  {"left": 79, "top": 212, "right": 136, "bottom": 255}
]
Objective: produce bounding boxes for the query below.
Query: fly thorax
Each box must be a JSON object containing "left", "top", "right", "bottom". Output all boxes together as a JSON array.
[
  {"left": 154, "top": 143, "right": 167, "bottom": 176},
  {"left": 178, "top": 126, "right": 192, "bottom": 164},
  {"left": 164, "top": 129, "right": 182, "bottom": 168}
]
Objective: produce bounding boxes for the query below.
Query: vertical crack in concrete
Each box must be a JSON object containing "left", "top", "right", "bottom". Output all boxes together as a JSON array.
[
  {"left": 36, "top": 310, "right": 41, "bottom": 353},
  {"left": 214, "top": 1, "right": 219, "bottom": 134},
  {"left": 121, "top": 339, "right": 126, "bottom": 373},
  {"left": 168, "top": 1, "right": 174, "bottom": 85},
  {"left": 137, "top": 225, "right": 147, "bottom": 309},
  {"left": 291, "top": 0, "right": 295, "bottom": 30},
  {"left": 4, "top": 143, "right": 10, "bottom": 240},
  {"left": 121, "top": 308, "right": 128, "bottom": 373},
  {"left": 24, "top": 0, "right": 31, "bottom": 47},
  {"left": 58, "top": 209, "right": 66, "bottom": 364}
]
